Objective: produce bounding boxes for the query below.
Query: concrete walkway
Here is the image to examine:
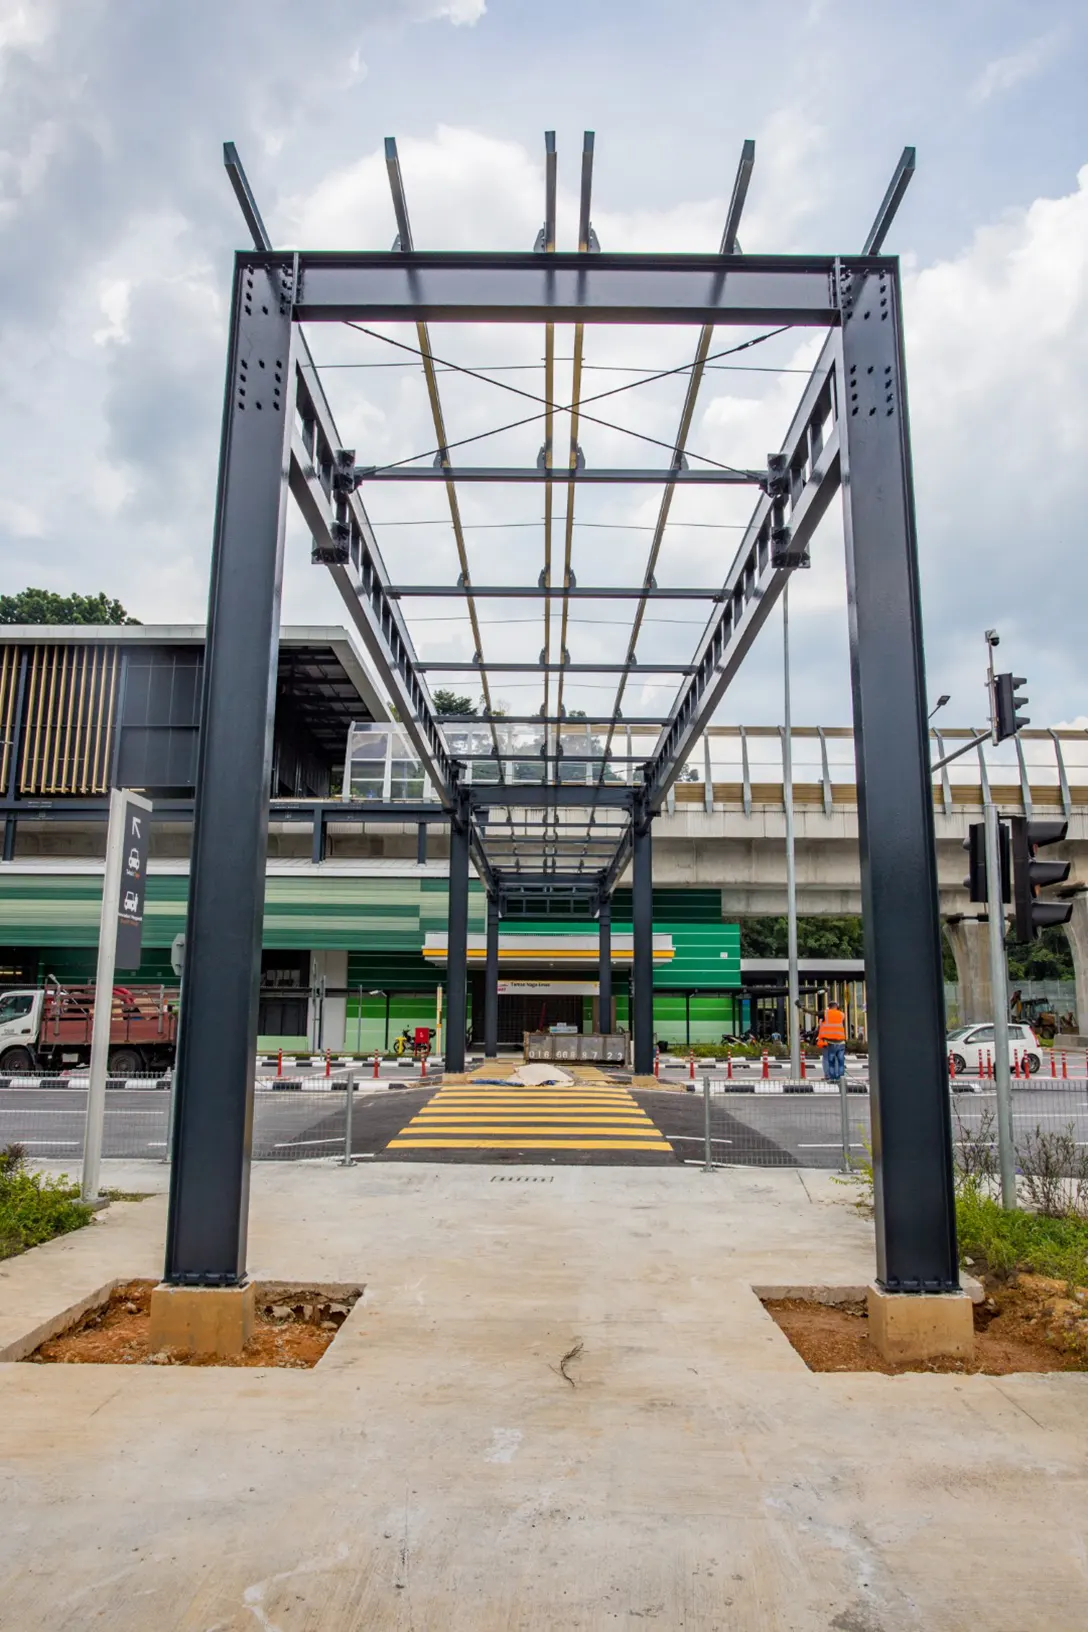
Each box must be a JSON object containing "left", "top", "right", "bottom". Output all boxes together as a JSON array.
[{"left": 1, "top": 1162, "right": 1086, "bottom": 1630}]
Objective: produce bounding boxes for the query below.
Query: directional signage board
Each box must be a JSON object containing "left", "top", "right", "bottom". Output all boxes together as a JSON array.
[{"left": 115, "top": 794, "right": 151, "bottom": 970}]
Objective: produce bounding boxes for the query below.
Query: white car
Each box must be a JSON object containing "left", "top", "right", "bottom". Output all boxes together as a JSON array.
[{"left": 947, "top": 1023, "right": 1041, "bottom": 1077}]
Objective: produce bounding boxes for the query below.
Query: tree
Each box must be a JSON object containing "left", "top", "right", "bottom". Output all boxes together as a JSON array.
[
  {"left": 739, "top": 916, "right": 866, "bottom": 959},
  {"left": 431, "top": 689, "right": 476, "bottom": 717},
  {"left": 0, "top": 588, "right": 140, "bottom": 625},
  {"left": 1006, "top": 924, "right": 1073, "bottom": 982}
]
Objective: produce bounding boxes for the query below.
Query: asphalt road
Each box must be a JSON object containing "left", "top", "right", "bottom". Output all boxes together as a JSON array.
[{"left": 2, "top": 1081, "right": 1085, "bottom": 1171}]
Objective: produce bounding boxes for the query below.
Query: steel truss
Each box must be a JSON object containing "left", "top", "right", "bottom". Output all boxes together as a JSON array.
[{"left": 165, "top": 136, "right": 957, "bottom": 1306}]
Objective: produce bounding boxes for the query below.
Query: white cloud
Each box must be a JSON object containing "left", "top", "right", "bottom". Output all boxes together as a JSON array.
[
  {"left": 969, "top": 30, "right": 1060, "bottom": 104},
  {"left": 422, "top": 0, "right": 486, "bottom": 21}
]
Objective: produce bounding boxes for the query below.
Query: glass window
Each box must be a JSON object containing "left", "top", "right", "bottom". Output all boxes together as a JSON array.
[
  {"left": 968, "top": 1026, "right": 995, "bottom": 1044},
  {"left": 0, "top": 993, "right": 34, "bottom": 1025}
]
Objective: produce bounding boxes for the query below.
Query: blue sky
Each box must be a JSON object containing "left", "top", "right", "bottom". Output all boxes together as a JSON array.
[{"left": 0, "top": 0, "right": 1085, "bottom": 730}]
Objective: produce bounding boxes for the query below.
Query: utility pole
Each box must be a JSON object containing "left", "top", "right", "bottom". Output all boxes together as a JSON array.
[
  {"left": 983, "top": 631, "right": 1016, "bottom": 1207},
  {"left": 783, "top": 583, "right": 801, "bottom": 1079}
]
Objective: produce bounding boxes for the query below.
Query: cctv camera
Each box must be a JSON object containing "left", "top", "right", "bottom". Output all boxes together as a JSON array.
[{"left": 985, "top": 629, "right": 1000, "bottom": 646}]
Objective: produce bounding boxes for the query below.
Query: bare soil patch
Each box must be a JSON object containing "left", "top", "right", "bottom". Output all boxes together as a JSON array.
[
  {"left": 764, "top": 1275, "right": 1088, "bottom": 1375},
  {"left": 26, "top": 1281, "right": 361, "bottom": 1369}
]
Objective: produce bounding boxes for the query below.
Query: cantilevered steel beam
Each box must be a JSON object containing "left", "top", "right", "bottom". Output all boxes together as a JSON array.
[
  {"left": 290, "top": 251, "right": 849, "bottom": 326},
  {"left": 222, "top": 144, "right": 455, "bottom": 808},
  {"left": 642, "top": 337, "right": 840, "bottom": 809},
  {"left": 862, "top": 146, "right": 916, "bottom": 255},
  {"left": 595, "top": 138, "right": 757, "bottom": 800},
  {"left": 384, "top": 136, "right": 507, "bottom": 793}
]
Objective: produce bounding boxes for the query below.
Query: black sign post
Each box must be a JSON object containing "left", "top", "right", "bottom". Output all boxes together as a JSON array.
[{"left": 116, "top": 796, "right": 151, "bottom": 970}]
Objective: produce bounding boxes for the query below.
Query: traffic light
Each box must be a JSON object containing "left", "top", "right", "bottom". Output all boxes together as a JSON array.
[
  {"left": 963, "top": 821, "right": 1010, "bottom": 904},
  {"left": 1010, "top": 817, "right": 1072, "bottom": 941},
  {"left": 993, "top": 673, "right": 1029, "bottom": 742}
]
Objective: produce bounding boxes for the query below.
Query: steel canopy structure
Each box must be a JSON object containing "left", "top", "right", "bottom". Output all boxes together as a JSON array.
[{"left": 164, "top": 134, "right": 959, "bottom": 1304}]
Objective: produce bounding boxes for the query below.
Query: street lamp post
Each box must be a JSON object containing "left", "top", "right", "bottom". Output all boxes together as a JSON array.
[{"left": 783, "top": 583, "right": 800, "bottom": 1080}]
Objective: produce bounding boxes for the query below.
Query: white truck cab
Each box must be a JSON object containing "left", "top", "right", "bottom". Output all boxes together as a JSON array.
[{"left": 0, "top": 990, "right": 45, "bottom": 1070}]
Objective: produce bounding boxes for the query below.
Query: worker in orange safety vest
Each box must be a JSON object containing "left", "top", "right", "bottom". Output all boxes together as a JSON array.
[{"left": 816, "top": 1003, "right": 847, "bottom": 1082}]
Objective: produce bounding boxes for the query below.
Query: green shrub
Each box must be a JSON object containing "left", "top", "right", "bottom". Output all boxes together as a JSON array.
[
  {"left": 0, "top": 1145, "right": 93, "bottom": 1261},
  {"left": 956, "top": 1182, "right": 1088, "bottom": 1288}
]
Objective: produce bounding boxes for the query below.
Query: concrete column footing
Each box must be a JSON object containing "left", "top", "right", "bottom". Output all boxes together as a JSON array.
[
  {"left": 867, "top": 1283, "right": 974, "bottom": 1363},
  {"left": 148, "top": 1282, "right": 255, "bottom": 1358}
]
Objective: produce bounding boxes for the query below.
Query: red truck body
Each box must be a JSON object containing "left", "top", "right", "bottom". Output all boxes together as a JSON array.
[{"left": 0, "top": 983, "right": 180, "bottom": 1074}]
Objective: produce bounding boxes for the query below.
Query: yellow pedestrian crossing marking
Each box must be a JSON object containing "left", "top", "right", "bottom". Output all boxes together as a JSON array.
[{"left": 385, "top": 1077, "right": 673, "bottom": 1155}]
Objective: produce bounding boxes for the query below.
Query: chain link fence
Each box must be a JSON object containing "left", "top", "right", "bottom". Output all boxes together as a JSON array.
[
  {"left": 691, "top": 1073, "right": 1088, "bottom": 1173},
  {"left": 4, "top": 1068, "right": 1085, "bottom": 1179},
  {"left": 0, "top": 1073, "right": 389, "bottom": 1168}
]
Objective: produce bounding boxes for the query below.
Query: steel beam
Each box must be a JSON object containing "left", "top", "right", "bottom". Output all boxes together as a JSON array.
[
  {"left": 291, "top": 250, "right": 849, "bottom": 326},
  {"left": 420, "top": 662, "right": 695, "bottom": 674},
  {"left": 862, "top": 147, "right": 916, "bottom": 255},
  {"left": 359, "top": 466, "right": 763, "bottom": 486},
  {"left": 643, "top": 331, "right": 841, "bottom": 808},
  {"left": 165, "top": 256, "right": 296, "bottom": 1286},
  {"left": 289, "top": 388, "right": 452, "bottom": 801},
  {"left": 445, "top": 796, "right": 470, "bottom": 1074},
  {"left": 631, "top": 806, "right": 654, "bottom": 1074},
  {"left": 388, "top": 587, "right": 723, "bottom": 600},
  {"left": 438, "top": 714, "right": 670, "bottom": 726},
  {"left": 598, "top": 897, "right": 613, "bottom": 1031},
  {"left": 838, "top": 262, "right": 958, "bottom": 1293},
  {"left": 471, "top": 785, "right": 632, "bottom": 809},
  {"left": 224, "top": 144, "right": 454, "bottom": 811},
  {"left": 484, "top": 893, "right": 499, "bottom": 1058}
]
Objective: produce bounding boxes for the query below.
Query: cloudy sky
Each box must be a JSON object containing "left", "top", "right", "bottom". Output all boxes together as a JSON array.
[{"left": 1, "top": 0, "right": 1085, "bottom": 734}]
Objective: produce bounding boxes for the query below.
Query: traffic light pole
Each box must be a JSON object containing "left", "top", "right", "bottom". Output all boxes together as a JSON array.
[{"left": 984, "top": 798, "right": 1017, "bottom": 1208}]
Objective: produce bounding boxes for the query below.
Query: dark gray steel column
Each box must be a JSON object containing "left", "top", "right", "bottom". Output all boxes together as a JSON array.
[
  {"left": 164, "top": 254, "right": 296, "bottom": 1285},
  {"left": 631, "top": 806, "right": 654, "bottom": 1074},
  {"left": 483, "top": 893, "right": 499, "bottom": 1057},
  {"left": 838, "top": 261, "right": 958, "bottom": 1293},
  {"left": 598, "top": 897, "right": 612, "bottom": 1032},
  {"left": 445, "top": 796, "right": 470, "bottom": 1073}
]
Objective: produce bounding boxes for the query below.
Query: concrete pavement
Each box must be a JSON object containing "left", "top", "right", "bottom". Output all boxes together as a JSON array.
[{"left": 2, "top": 1162, "right": 1087, "bottom": 1628}]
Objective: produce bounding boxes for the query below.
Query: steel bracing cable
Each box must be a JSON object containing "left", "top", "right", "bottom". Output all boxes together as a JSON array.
[{"left": 343, "top": 319, "right": 776, "bottom": 476}]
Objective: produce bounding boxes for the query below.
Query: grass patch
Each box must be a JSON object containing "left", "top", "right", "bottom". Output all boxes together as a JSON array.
[
  {"left": 957, "top": 1181, "right": 1088, "bottom": 1289},
  {"left": 0, "top": 1144, "right": 94, "bottom": 1261}
]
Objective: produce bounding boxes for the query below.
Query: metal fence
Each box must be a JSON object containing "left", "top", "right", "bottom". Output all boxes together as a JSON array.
[
  {"left": 694, "top": 1072, "right": 1088, "bottom": 1173},
  {"left": 0, "top": 1073, "right": 381, "bottom": 1169},
  {"left": 695, "top": 1077, "right": 871, "bottom": 1171},
  {"left": 4, "top": 1068, "right": 1086, "bottom": 1181}
]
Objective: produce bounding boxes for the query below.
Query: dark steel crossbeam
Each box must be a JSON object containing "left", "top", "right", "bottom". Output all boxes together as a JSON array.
[
  {"left": 291, "top": 251, "right": 845, "bottom": 325},
  {"left": 389, "top": 586, "right": 722, "bottom": 599},
  {"left": 438, "top": 713, "right": 669, "bottom": 725},
  {"left": 272, "top": 801, "right": 450, "bottom": 822},
  {"left": 470, "top": 785, "right": 631, "bottom": 808},
  {"left": 358, "top": 466, "right": 763, "bottom": 485},
  {"left": 421, "top": 661, "right": 694, "bottom": 673}
]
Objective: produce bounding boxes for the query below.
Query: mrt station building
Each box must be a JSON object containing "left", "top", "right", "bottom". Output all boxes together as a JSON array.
[{"left": 0, "top": 624, "right": 748, "bottom": 1053}]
